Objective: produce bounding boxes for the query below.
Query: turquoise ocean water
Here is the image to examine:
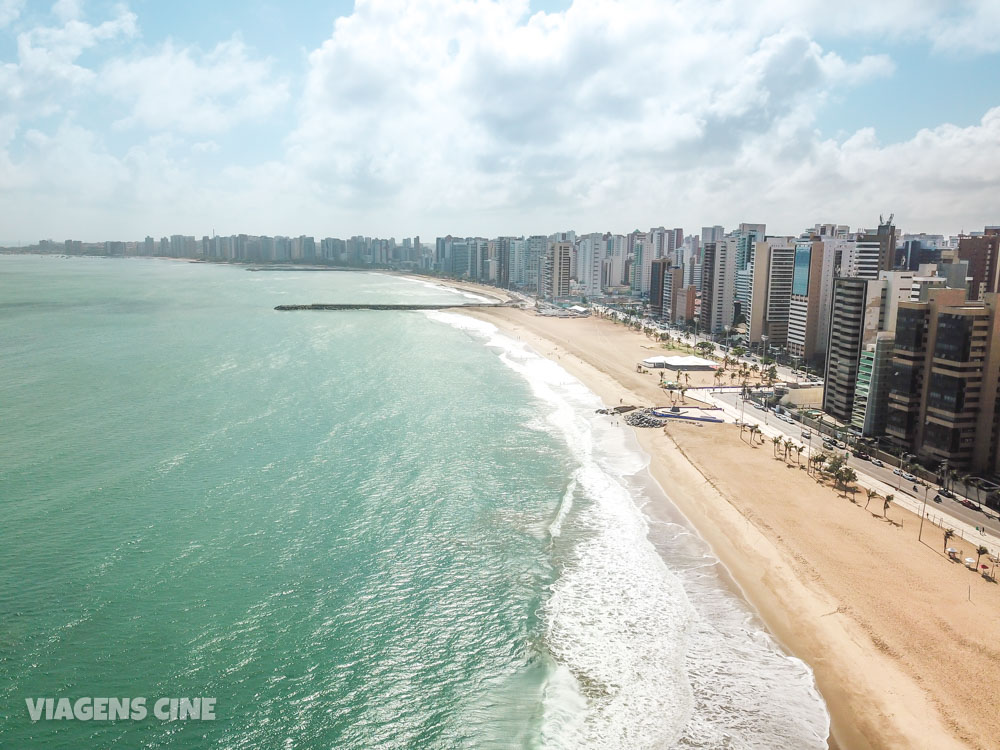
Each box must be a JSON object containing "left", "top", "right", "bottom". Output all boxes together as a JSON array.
[{"left": 0, "top": 256, "right": 829, "bottom": 748}]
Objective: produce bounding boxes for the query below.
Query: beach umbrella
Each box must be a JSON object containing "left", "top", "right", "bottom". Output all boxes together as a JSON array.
[
  {"left": 965, "top": 557, "right": 976, "bottom": 566},
  {"left": 947, "top": 547, "right": 958, "bottom": 554}
]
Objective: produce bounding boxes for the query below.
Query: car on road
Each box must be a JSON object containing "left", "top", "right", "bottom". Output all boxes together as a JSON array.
[
  {"left": 937, "top": 487, "right": 954, "bottom": 498},
  {"left": 870, "top": 458, "right": 884, "bottom": 467},
  {"left": 902, "top": 472, "right": 916, "bottom": 481},
  {"left": 801, "top": 430, "right": 811, "bottom": 439},
  {"left": 852, "top": 451, "right": 870, "bottom": 460},
  {"left": 893, "top": 468, "right": 903, "bottom": 476},
  {"left": 960, "top": 499, "right": 978, "bottom": 510}
]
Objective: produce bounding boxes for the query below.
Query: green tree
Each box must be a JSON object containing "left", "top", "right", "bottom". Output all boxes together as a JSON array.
[
  {"left": 865, "top": 487, "right": 878, "bottom": 511},
  {"left": 976, "top": 545, "right": 989, "bottom": 571},
  {"left": 883, "top": 494, "right": 894, "bottom": 519},
  {"left": 944, "top": 528, "right": 955, "bottom": 552},
  {"left": 772, "top": 435, "right": 782, "bottom": 456},
  {"left": 840, "top": 467, "right": 857, "bottom": 494}
]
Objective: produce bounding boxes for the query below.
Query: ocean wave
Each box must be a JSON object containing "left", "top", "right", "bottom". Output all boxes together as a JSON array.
[{"left": 424, "top": 311, "right": 829, "bottom": 749}]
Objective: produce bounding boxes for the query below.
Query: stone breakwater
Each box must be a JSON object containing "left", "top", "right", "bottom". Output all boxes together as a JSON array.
[
  {"left": 624, "top": 409, "right": 668, "bottom": 428},
  {"left": 274, "top": 303, "right": 507, "bottom": 311}
]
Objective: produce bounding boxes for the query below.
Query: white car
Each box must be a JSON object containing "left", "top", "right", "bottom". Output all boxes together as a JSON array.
[
  {"left": 870, "top": 458, "right": 884, "bottom": 467},
  {"left": 801, "top": 430, "right": 811, "bottom": 439},
  {"left": 902, "top": 472, "right": 917, "bottom": 481},
  {"left": 893, "top": 468, "right": 903, "bottom": 476}
]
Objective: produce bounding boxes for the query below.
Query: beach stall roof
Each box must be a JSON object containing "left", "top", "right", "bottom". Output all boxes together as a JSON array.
[
  {"left": 641, "top": 355, "right": 673, "bottom": 367},
  {"left": 657, "top": 355, "right": 719, "bottom": 370}
]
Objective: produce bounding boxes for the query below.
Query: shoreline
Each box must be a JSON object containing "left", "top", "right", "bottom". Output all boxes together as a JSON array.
[{"left": 460, "top": 305, "right": 996, "bottom": 750}]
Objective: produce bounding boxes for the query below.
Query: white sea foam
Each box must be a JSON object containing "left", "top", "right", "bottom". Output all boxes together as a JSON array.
[
  {"left": 425, "top": 311, "right": 830, "bottom": 749},
  {"left": 548, "top": 479, "right": 576, "bottom": 539},
  {"left": 395, "top": 274, "right": 493, "bottom": 302}
]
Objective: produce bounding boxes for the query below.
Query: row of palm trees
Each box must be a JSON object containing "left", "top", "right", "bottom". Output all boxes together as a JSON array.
[
  {"left": 942, "top": 529, "right": 992, "bottom": 574},
  {"left": 771, "top": 435, "right": 805, "bottom": 464},
  {"left": 808, "top": 450, "right": 897, "bottom": 520},
  {"left": 737, "top": 419, "right": 996, "bottom": 576}
]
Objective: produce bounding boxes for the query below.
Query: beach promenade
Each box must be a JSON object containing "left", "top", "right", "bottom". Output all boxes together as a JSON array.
[{"left": 462, "top": 304, "right": 1000, "bottom": 750}]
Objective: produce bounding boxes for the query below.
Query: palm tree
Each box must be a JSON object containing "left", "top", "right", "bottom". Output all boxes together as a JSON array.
[
  {"left": 771, "top": 435, "right": 781, "bottom": 456},
  {"left": 864, "top": 487, "right": 878, "bottom": 511},
  {"left": 883, "top": 494, "right": 894, "bottom": 519},
  {"left": 970, "top": 478, "right": 984, "bottom": 509},
  {"left": 841, "top": 468, "right": 857, "bottom": 495},
  {"left": 794, "top": 445, "right": 803, "bottom": 466},
  {"left": 976, "top": 545, "right": 989, "bottom": 571},
  {"left": 944, "top": 528, "right": 955, "bottom": 552},
  {"left": 748, "top": 424, "right": 760, "bottom": 445},
  {"left": 729, "top": 371, "right": 738, "bottom": 384},
  {"left": 783, "top": 439, "right": 794, "bottom": 461}
]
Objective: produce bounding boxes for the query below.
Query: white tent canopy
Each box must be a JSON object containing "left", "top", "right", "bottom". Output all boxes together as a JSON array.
[{"left": 641, "top": 355, "right": 719, "bottom": 370}]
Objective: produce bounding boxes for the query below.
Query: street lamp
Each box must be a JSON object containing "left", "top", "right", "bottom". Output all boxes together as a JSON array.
[{"left": 918, "top": 483, "right": 930, "bottom": 542}]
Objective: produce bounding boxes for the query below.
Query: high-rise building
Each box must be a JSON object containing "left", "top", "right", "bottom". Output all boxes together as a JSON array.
[
  {"left": 576, "top": 233, "right": 607, "bottom": 297},
  {"left": 733, "top": 223, "right": 766, "bottom": 326},
  {"left": 703, "top": 237, "right": 738, "bottom": 333},
  {"left": 956, "top": 228, "right": 1000, "bottom": 300},
  {"left": 701, "top": 225, "right": 724, "bottom": 246},
  {"left": 495, "top": 237, "right": 512, "bottom": 289},
  {"left": 823, "top": 278, "right": 886, "bottom": 422},
  {"left": 787, "top": 233, "right": 846, "bottom": 367},
  {"left": 650, "top": 258, "right": 668, "bottom": 319},
  {"left": 699, "top": 242, "right": 716, "bottom": 333},
  {"left": 450, "top": 240, "right": 470, "bottom": 277},
  {"left": 851, "top": 332, "right": 896, "bottom": 437},
  {"left": 746, "top": 236, "right": 795, "bottom": 349},
  {"left": 823, "top": 271, "right": 915, "bottom": 423},
  {"left": 851, "top": 218, "right": 896, "bottom": 277},
  {"left": 542, "top": 242, "right": 572, "bottom": 299},
  {"left": 650, "top": 259, "right": 683, "bottom": 322},
  {"left": 886, "top": 288, "right": 1000, "bottom": 471}
]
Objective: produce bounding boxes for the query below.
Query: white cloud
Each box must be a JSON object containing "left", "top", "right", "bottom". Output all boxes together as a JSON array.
[
  {"left": 99, "top": 37, "right": 290, "bottom": 134},
  {"left": 281, "top": 1, "right": 904, "bottom": 233},
  {"left": 51, "top": 0, "right": 82, "bottom": 24},
  {"left": 1, "top": 0, "right": 1000, "bottom": 241},
  {"left": 0, "top": 5, "right": 136, "bottom": 112},
  {"left": 0, "top": 0, "right": 23, "bottom": 28}
]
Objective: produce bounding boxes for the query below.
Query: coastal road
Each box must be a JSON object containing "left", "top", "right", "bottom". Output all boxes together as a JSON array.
[{"left": 711, "top": 390, "right": 1000, "bottom": 539}]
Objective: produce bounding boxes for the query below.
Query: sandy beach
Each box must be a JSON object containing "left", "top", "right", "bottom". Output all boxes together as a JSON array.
[{"left": 463, "top": 305, "right": 1000, "bottom": 750}]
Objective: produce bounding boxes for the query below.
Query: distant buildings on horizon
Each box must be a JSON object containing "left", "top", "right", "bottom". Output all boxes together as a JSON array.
[{"left": 9, "top": 221, "right": 1000, "bottom": 480}]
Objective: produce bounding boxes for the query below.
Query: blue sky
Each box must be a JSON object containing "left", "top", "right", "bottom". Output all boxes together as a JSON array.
[{"left": 1, "top": 0, "right": 999, "bottom": 242}]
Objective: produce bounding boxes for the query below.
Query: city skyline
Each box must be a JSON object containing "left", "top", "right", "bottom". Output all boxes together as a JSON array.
[{"left": 2, "top": 0, "right": 1000, "bottom": 241}]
